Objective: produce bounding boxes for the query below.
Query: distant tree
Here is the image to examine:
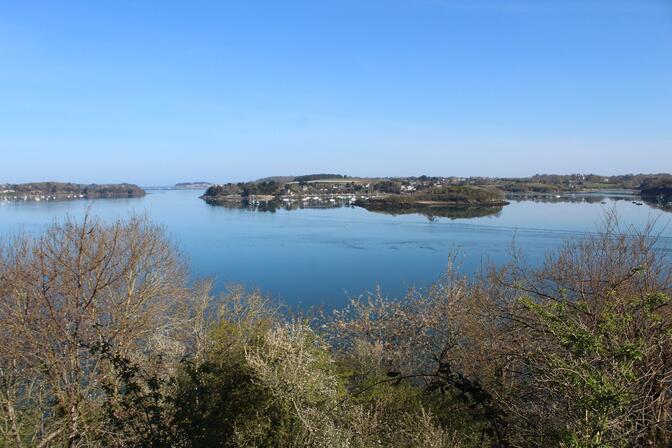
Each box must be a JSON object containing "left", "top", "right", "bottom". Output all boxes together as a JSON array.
[{"left": 375, "top": 180, "right": 402, "bottom": 194}]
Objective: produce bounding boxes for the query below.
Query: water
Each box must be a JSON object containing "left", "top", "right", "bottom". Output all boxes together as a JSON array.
[{"left": 1, "top": 189, "right": 670, "bottom": 308}]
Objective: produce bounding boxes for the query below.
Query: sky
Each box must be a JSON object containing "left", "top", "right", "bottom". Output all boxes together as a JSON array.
[{"left": 0, "top": 0, "right": 671, "bottom": 185}]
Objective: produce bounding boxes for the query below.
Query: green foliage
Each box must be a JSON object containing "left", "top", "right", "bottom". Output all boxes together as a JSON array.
[
  {"left": 171, "top": 319, "right": 300, "bottom": 448},
  {"left": 240, "top": 180, "right": 281, "bottom": 196},
  {"left": 203, "top": 183, "right": 241, "bottom": 197},
  {"left": 359, "top": 186, "right": 506, "bottom": 216},
  {"left": 87, "top": 341, "right": 180, "bottom": 448},
  {"left": 520, "top": 292, "right": 672, "bottom": 446}
]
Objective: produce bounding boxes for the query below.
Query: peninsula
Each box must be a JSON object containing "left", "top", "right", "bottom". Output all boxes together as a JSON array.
[
  {"left": 0, "top": 182, "right": 146, "bottom": 202},
  {"left": 200, "top": 174, "right": 508, "bottom": 216}
]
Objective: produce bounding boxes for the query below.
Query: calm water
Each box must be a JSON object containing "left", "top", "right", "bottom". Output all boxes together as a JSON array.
[{"left": 1, "top": 189, "right": 670, "bottom": 308}]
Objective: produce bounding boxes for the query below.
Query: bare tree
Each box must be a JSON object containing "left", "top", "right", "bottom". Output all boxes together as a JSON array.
[{"left": 0, "top": 215, "right": 191, "bottom": 447}]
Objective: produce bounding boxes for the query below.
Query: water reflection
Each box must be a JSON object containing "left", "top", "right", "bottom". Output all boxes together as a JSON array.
[
  {"left": 204, "top": 197, "right": 356, "bottom": 213},
  {"left": 507, "top": 191, "right": 643, "bottom": 204},
  {"left": 360, "top": 205, "right": 503, "bottom": 221},
  {"left": 505, "top": 192, "right": 672, "bottom": 214},
  {"left": 204, "top": 197, "right": 504, "bottom": 221},
  {"left": 642, "top": 198, "right": 672, "bottom": 212}
]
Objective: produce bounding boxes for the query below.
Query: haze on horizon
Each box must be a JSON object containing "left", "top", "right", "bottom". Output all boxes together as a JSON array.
[{"left": 1, "top": 0, "right": 671, "bottom": 186}]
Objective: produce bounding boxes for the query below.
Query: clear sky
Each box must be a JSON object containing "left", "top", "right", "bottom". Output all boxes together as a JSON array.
[{"left": 1, "top": 0, "right": 671, "bottom": 185}]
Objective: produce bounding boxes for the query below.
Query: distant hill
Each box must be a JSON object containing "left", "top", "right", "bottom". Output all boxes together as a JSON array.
[
  {"left": 253, "top": 174, "right": 350, "bottom": 184},
  {"left": 174, "top": 182, "right": 213, "bottom": 190},
  {"left": 254, "top": 176, "right": 295, "bottom": 184},
  {"left": 293, "top": 174, "right": 348, "bottom": 183}
]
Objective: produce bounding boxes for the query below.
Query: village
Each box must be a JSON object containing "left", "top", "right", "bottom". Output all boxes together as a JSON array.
[{"left": 0, "top": 182, "right": 145, "bottom": 202}]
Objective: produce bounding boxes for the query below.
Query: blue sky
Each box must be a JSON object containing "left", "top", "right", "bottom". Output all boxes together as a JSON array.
[{"left": 1, "top": 0, "right": 671, "bottom": 185}]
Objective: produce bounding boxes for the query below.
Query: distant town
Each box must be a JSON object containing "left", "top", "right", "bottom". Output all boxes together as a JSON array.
[{"left": 2, "top": 174, "right": 671, "bottom": 214}]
